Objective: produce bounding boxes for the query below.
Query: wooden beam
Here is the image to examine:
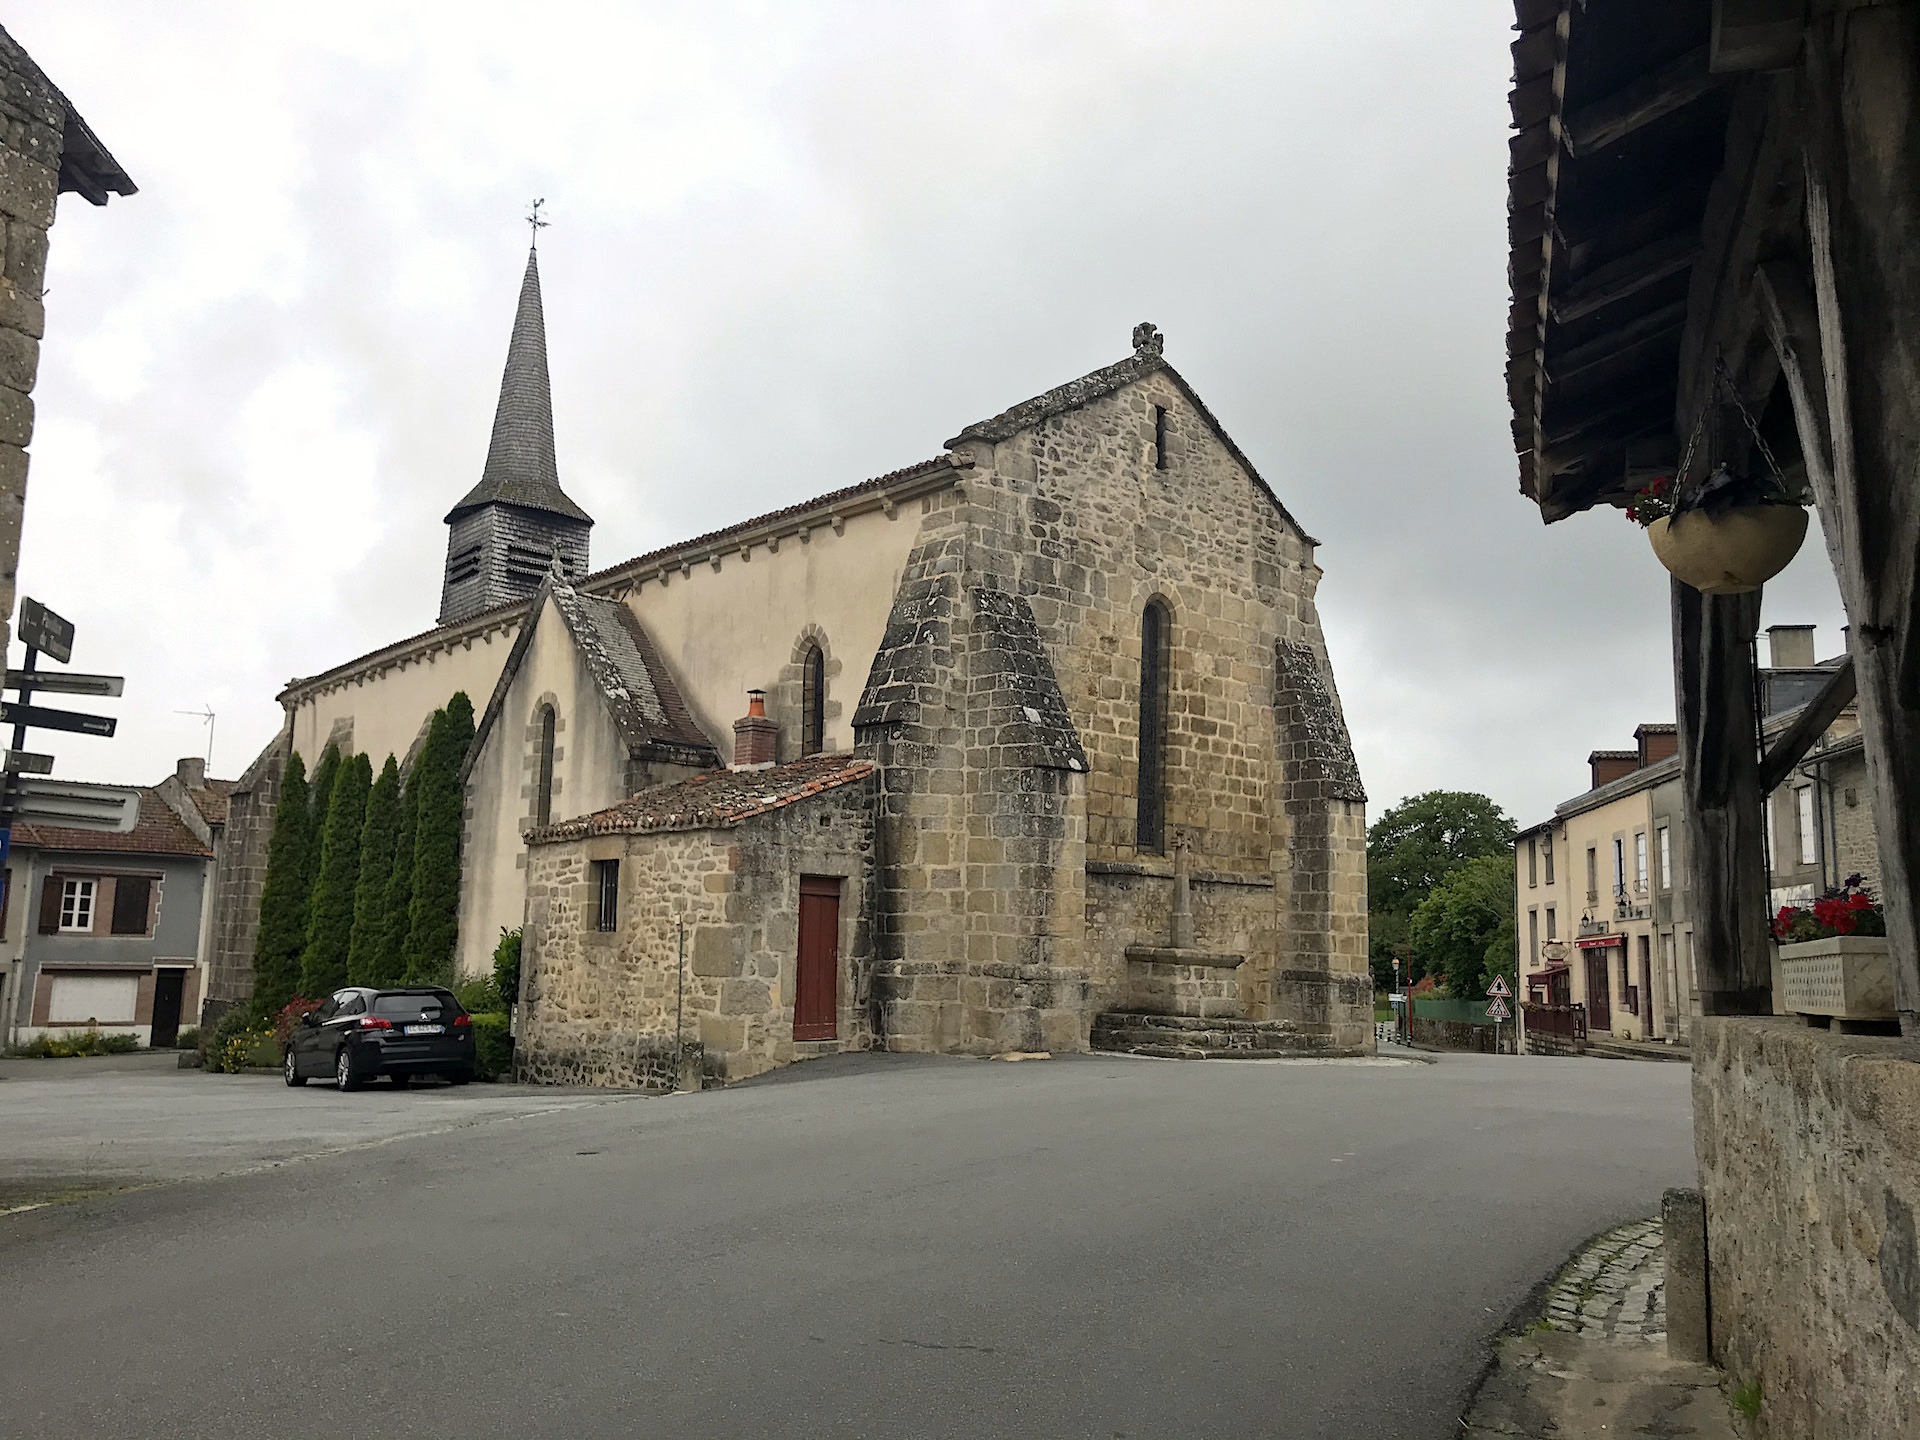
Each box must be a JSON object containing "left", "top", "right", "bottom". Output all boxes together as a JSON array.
[
  {"left": 1543, "top": 382, "right": 1673, "bottom": 449},
  {"left": 1551, "top": 232, "right": 1700, "bottom": 324},
  {"left": 1711, "top": 0, "right": 1806, "bottom": 74},
  {"left": 1673, "top": 580, "right": 1773, "bottom": 1015},
  {"left": 1564, "top": 45, "right": 1727, "bottom": 157},
  {"left": 1759, "top": 656, "right": 1856, "bottom": 792},
  {"left": 1547, "top": 300, "right": 1688, "bottom": 386}
]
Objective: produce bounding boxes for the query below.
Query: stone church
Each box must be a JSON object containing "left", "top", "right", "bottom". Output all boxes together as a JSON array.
[{"left": 207, "top": 245, "right": 1371, "bottom": 1084}]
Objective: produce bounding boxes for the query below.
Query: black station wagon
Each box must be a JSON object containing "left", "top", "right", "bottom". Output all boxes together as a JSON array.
[{"left": 285, "top": 986, "right": 475, "bottom": 1091}]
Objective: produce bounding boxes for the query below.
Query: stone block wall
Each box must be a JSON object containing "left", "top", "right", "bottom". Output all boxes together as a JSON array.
[
  {"left": 1692, "top": 1018, "right": 1920, "bottom": 1437},
  {"left": 0, "top": 46, "right": 60, "bottom": 647},
  {"left": 200, "top": 725, "right": 287, "bottom": 1022},
  {"left": 517, "top": 775, "right": 875, "bottom": 1087},
  {"left": 1085, "top": 862, "right": 1276, "bottom": 1011}
]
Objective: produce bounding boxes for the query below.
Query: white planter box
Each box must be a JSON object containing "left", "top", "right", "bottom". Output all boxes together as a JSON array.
[{"left": 1777, "top": 936, "right": 1894, "bottom": 1019}]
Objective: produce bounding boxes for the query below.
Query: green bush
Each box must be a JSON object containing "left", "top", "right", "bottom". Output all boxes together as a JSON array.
[
  {"left": 175, "top": 1026, "right": 200, "bottom": 1052},
  {"left": 472, "top": 1012, "right": 513, "bottom": 1081},
  {"left": 207, "top": 1005, "right": 257, "bottom": 1073},
  {"left": 98, "top": 1033, "right": 140, "bottom": 1054},
  {"left": 453, "top": 975, "right": 505, "bottom": 1015},
  {"left": 9, "top": 1029, "right": 140, "bottom": 1058},
  {"left": 493, "top": 927, "right": 522, "bottom": 1007}
]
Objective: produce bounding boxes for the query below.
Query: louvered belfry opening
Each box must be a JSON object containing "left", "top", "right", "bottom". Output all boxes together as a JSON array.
[{"left": 438, "top": 244, "right": 594, "bottom": 626}]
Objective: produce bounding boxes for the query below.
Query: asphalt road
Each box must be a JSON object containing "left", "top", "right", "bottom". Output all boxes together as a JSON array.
[{"left": 0, "top": 1050, "right": 1695, "bottom": 1439}]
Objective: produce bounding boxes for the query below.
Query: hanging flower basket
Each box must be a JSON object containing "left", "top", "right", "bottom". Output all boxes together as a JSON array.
[{"left": 1646, "top": 504, "right": 1807, "bottom": 595}]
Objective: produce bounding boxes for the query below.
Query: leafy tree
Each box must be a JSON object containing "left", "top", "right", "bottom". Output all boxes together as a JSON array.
[
  {"left": 303, "top": 744, "right": 344, "bottom": 889},
  {"left": 300, "top": 752, "right": 371, "bottom": 998},
  {"left": 493, "top": 927, "right": 523, "bottom": 1007},
  {"left": 249, "top": 751, "right": 312, "bottom": 1018},
  {"left": 345, "top": 755, "right": 401, "bottom": 986},
  {"left": 1409, "top": 855, "right": 1516, "bottom": 998},
  {"left": 1368, "top": 791, "right": 1515, "bottom": 989},
  {"left": 375, "top": 770, "right": 420, "bottom": 988},
  {"left": 403, "top": 692, "right": 476, "bottom": 984}
]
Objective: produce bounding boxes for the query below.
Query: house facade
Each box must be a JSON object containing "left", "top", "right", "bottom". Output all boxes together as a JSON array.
[
  {"left": 1, "top": 762, "right": 228, "bottom": 1048},
  {"left": 1515, "top": 625, "right": 1876, "bottom": 1051}
]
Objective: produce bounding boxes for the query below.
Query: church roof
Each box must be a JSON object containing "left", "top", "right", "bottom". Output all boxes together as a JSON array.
[
  {"left": 946, "top": 322, "right": 1314, "bottom": 544},
  {"left": 445, "top": 246, "right": 593, "bottom": 526},
  {"left": 0, "top": 25, "right": 136, "bottom": 205},
  {"left": 464, "top": 567, "right": 718, "bottom": 784},
  {"left": 529, "top": 753, "right": 875, "bottom": 841}
]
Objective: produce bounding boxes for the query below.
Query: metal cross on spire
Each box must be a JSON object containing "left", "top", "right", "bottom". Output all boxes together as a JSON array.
[{"left": 526, "top": 197, "right": 548, "bottom": 248}]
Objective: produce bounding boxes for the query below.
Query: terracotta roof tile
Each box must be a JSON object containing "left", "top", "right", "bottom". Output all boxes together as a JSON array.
[
  {"left": 13, "top": 787, "right": 213, "bottom": 858},
  {"left": 530, "top": 753, "right": 873, "bottom": 841}
]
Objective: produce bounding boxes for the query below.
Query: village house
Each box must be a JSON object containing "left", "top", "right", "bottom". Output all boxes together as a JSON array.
[
  {"left": 1514, "top": 624, "right": 1878, "bottom": 1055},
  {"left": 206, "top": 250, "right": 1372, "bottom": 1083}
]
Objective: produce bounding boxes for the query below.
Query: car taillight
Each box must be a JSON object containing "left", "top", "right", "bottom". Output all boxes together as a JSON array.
[
  {"left": 453, "top": 1014, "right": 471, "bottom": 1027},
  {"left": 356, "top": 1016, "right": 392, "bottom": 1030}
]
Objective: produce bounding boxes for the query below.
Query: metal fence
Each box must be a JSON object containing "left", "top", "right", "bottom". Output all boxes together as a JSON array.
[
  {"left": 1522, "top": 1002, "right": 1588, "bottom": 1043},
  {"left": 1411, "top": 996, "right": 1499, "bottom": 1026}
]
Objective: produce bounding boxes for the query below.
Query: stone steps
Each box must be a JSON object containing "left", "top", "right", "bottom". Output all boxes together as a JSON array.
[
  {"left": 1089, "top": 1011, "right": 1340, "bottom": 1059},
  {"left": 1584, "top": 1037, "right": 1691, "bottom": 1064}
]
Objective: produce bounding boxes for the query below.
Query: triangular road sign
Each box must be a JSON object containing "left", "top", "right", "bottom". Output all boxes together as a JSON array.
[
  {"left": 1486, "top": 996, "right": 1512, "bottom": 1020},
  {"left": 1487, "top": 974, "right": 1512, "bottom": 997}
]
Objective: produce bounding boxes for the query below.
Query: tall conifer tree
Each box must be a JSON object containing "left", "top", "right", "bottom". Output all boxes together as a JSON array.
[
  {"left": 403, "top": 692, "right": 475, "bottom": 984},
  {"left": 346, "top": 755, "right": 400, "bottom": 986},
  {"left": 299, "top": 752, "right": 371, "bottom": 998},
  {"left": 376, "top": 770, "right": 420, "bottom": 987},
  {"left": 250, "top": 751, "right": 312, "bottom": 1018}
]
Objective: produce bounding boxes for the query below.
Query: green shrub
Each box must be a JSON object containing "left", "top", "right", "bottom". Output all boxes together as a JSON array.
[
  {"left": 1732, "top": 1380, "right": 1761, "bottom": 1420},
  {"left": 472, "top": 1012, "right": 513, "bottom": 1081},
  {"left": 453, "top": 975, "right": 505, "bottom": 1016},
  {"left": 175, "top": 1026, "right": 200, "bottom": 1051},
  {"left": 493, "top": 927, "right": 522, "bottom": 1007},
  {"left": 207, "top": 1006, "right": 256, "bottom": 1073},
  {"left": 98, "top": 1033, "right": 140, "bottom": 1054}
]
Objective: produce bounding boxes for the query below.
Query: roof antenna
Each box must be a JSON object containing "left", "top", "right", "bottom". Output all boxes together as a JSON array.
[
  {"left": 174, "top": 705, "right": 215, "bottom": 769},
  {"left": 526, "top": 197, "right": 548, "bottom": 249}
]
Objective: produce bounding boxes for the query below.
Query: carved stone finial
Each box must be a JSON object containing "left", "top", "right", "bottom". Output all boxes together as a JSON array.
[{"left": 1132, "top": 321, "right": 1163, "bottom": 356}]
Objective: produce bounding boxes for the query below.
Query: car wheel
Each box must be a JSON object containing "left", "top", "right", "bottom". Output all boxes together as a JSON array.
[
  {"left": 446, "top": 1068, "right": 473, "bottom": 1086},
  {"left": 389, "top": 1073, "right": 411, "bottom": 1088},
  {"left": 284, "top": 1049, "right": 306, "bottom": 1087},
  {"left": 335, "top": 1046, "right": 362, "bottom": 1092}
]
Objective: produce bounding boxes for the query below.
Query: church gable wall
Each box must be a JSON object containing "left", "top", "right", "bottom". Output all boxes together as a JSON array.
[
  {"left": 458, "top": 596, "right": 633, "bottom": 978},
  {"left": 621, "top": 499, "right": 923, "bottom": 757},
  {"left": 952, "top": 370, "right": 1368, "bottom": 1041}
]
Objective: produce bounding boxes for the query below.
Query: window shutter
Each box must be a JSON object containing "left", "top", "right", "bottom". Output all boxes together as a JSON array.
[
  {"left": 111, "top": 877, "right": 153, "bottom": 936},
  {"left": 38, "top": 876, "right": 61, "bottom": 934}
]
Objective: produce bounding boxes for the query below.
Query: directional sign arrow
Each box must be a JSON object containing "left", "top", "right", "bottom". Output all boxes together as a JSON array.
[
  {"left": 5, "top": 670, "right": 124, "bottom": 698},
  {"left": 1486, "top": 996, "right": 1511, "bottom": 1021},
  {"left": 16, "top": 598, "right": 74, "bottom": 664},
  {"left": 0, "top": 701, "right": 116, "bottom": 738},
  {"left": 1486, "top": 974, "right": 1511, "bottom": 997}
]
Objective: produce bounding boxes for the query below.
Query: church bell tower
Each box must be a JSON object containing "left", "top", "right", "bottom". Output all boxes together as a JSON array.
[{"left": 438, "top": 240, "right": 593, "bottom": 626}]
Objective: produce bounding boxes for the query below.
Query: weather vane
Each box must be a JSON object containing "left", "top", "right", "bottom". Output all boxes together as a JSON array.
[{"left": 527, "top": 197, "right": 549, "bottom": 247}]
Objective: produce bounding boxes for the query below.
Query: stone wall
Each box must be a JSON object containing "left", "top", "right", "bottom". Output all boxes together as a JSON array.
[
  {"left": 1692, "top": 1018, "right": 1920, "bottom": 1438},
  {"left": 200, "top": 725, "right": 287, "bottom": 1022},
  {"left": 517, "top": 775, "right": 875, "bottom": 1087},
  {"left": 0, "top": 44, "right": 58, "bottom": 645},
  {"left": 1085, "top": 862, "right": 1276, "bottom": 1011}
]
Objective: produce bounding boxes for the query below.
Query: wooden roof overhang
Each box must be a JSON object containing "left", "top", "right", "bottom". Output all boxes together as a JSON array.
[{"left": 1506, "top": 0, "right": 1748, "bottom": 522}]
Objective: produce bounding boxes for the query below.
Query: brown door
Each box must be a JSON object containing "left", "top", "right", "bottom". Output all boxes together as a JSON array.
[
  {"left": 150, "top": 968, "right": 185, "bottom": 1048},
  {"left": 1584, "top": 948, "right": 1612, "bottom": 1031},
  {"left": 794, "top": 876, "right": 841, "bottom": 1041}
]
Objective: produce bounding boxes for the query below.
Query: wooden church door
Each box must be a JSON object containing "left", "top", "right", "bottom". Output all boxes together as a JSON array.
[{"left": 794, "top": 876, "right": 842, "bottom": 1041}]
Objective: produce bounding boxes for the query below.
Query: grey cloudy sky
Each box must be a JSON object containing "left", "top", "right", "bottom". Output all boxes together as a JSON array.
[{"left": 10, "top": 0, "right": 1847, "bottom": 828}]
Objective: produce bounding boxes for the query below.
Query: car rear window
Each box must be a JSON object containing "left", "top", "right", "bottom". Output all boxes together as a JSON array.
[{"left": 372, "top": 991, "right": 462, "bottom": 1020}]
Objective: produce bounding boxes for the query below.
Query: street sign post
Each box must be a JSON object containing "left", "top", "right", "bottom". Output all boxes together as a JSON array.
[
  {"left": 1487, "top": 974, "right": 1511, "bottom": 998},
  {"left": 15, "top": 599, "right": 73, "bottom": 664},
  {"left": 4, "top": 670, "right": 124, "bottom": 698},
  {"left": 1486, "top": 996, "right": 1511, "bottom": 1020},
  {"left": 0, "top": 702, "right": 116, "bottom": 738},
  {"left": 3, "top": 750, "right": 53, "bottom": 774}
]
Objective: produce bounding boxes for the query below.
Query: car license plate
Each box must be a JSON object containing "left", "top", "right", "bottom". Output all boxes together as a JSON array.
[{"left": 404, "top": 1023, "right": 444, "bottom": 1035}]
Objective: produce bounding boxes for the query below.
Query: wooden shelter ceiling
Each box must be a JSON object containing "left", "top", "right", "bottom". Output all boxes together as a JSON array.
[{"left": 1506, "top": 0, "right": 1736, "bottom": 522}]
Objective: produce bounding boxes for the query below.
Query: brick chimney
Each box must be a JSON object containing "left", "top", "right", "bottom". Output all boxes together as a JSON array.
[
  {"left": 1767, "top": 624, "right": 1816, "bottom": 669},
  {"left": 1634, "top": 723, "right": 1678, "bottom": 768},
  {"left": 175, "top": 756, "right": 206, "bottom": 788},
  {"left": 1589, "top": 749, "right": 1639, "bottom": 789},
  {"left": 732, "top": 690, "right": 778, "bottom": 769}
]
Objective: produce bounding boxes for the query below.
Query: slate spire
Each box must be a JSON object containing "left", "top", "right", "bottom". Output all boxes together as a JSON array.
[
  {"left": 445, "top": 245, "right": 592, "bottom": 525},
  {"left": 437, "top": 242, "right": 594, "bottom": 627}
]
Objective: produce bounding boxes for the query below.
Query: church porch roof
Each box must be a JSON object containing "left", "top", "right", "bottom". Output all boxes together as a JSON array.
[{"left": 528, "top": 752, "right": 874, "bottom": 842}]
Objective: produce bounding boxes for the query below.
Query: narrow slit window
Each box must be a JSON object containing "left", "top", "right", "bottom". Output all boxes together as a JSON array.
[
  {"left": 594, "top": 859, "right": 620, "bottom": 932},
  {"left": 1136, "top": 599, "right": 1171, "bottom": 853},
  {"left": 1153, "top": 406, "right": 1169, "bottom": 470},
  {"left": 801, "top": 643, "right": 825, "bottom": 756},
  {"left": 534, "top": 705, "right": 556, "bottom": 828}
]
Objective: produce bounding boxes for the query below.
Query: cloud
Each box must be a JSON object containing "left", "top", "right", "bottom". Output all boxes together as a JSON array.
[{"left": 5, "top": 0, "right": 1848, "bottom": 825}]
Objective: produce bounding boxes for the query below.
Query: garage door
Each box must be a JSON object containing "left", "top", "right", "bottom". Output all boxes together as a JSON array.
[{"left": 47, "top": 972, "right": 139, "bottom": 1025}]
